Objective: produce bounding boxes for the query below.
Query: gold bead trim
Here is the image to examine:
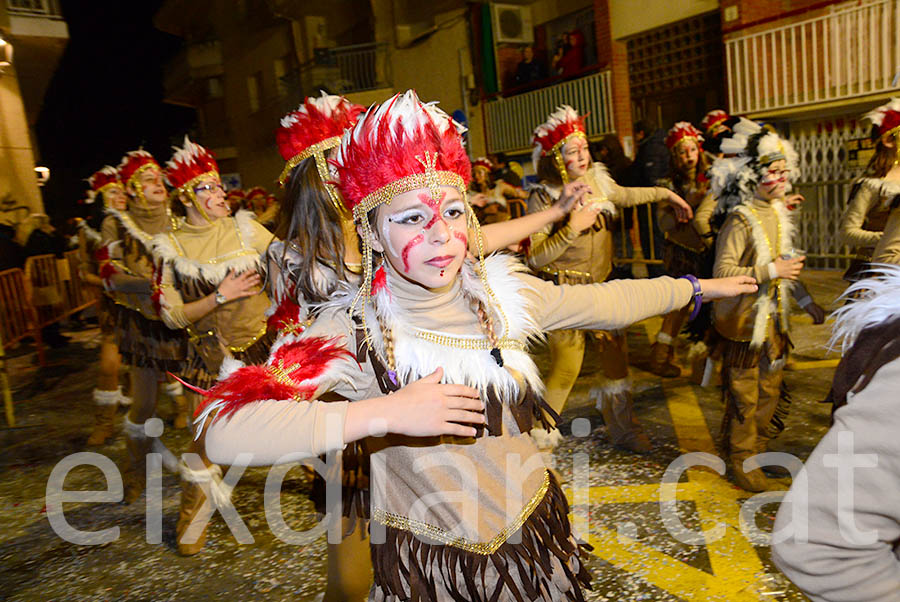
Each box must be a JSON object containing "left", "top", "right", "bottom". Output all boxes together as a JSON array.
[
  {"left": 413, "top": 329, "right": 526, "bottom": 352},
  {"left": 228, "top": 324, "right": 269, "bottom": 353},
  {"left": 351, "top": 170, "right": 466, "bottom": 219},
  {"left": 277, "top": 136, "right": 342, "bottom": 187},
  {"left": 371, "top": 470, "right": 550, "bottom": 555}
]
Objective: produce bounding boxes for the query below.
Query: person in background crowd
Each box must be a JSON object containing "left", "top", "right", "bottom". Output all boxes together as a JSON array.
[
  {"left": 514, "top": 44, "right": 547, "bottom": 88},
  {"left": 632, "top": 119, "right": 671, "bottom": 277},
  {"left": 651, "top": 122, "right": 717, "bottom": 378},
  {"left": 845, "top": 99, "right": 900, "bottom": 270},
  {"left": 700, "top": 109, "right": 734, "bottom": 158}
]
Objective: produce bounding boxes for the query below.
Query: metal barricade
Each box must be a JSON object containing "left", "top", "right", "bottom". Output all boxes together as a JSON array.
[{"left": 0, "top": 268, "right": 38, "bottom": 426}]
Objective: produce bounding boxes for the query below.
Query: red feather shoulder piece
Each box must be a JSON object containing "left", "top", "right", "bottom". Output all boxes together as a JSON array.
[{"left": 192, "top": 336, "right": 356, "bottom": 437}]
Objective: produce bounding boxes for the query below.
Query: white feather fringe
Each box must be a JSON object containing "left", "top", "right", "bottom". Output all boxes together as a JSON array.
[{"left": 829, "top": 263, "right": 900, "bottom": 352}]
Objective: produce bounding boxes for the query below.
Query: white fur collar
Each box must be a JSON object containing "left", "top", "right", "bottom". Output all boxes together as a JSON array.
[
  {"left": 528, "top": 163, "right": 617, "bottom": 215},
  {"left": 151, "top": 211, "right": 263, "bottom": 284},
  {"left": 830, "top": 264, "right": 900, "bottom": 352},
  {"left": 859, "top": 177, "right": 900, "bottom": 209},
  {"left": 79, "top": 222, "right": 102, "bottom": 246},
  {"left": 106, "top": 207, "right": 155, "bottom": 251},
  {"left": 360, "top": 254, "right": 545, "bottom": 398},
  {"left": 734, "top": 199, "right": 794, "bottom": 347}
]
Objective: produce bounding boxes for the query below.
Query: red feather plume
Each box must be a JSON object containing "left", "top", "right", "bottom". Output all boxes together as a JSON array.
[
  {"left": 164, "top": 136, "right": 219, "bottom": 190},
  {"left": 277, "top": 93, "right": 365, "bottom": 162},
  {"left": 118, "top": 150, "right": 159, "bottom": 185},
  {"left": 267, "top": 296, "right": 304, "bottom": 334},
  {"left": 194, "top": 336, "right": 356, "bottom": 421},
  {"left": 332, "top": 91, "right": 471, "bottom": 213}
]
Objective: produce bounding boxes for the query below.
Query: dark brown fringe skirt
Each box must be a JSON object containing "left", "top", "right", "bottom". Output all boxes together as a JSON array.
[
  {"left": 663, "top": 242, "right": 712, "bottom": 279},
  {"left": 116, "top": 306, "right": 187, "bottom": 372},
  {"left": 369, "top": 471, "right": 592, "bottom": 602}
]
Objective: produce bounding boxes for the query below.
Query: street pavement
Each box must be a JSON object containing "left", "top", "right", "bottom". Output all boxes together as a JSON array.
[{"left": 0, "top": 270, "right": 846, "bottom": 601}]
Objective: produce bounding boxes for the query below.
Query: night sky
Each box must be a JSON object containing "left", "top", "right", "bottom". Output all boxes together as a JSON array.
[{"left": 36, "top": 0, "right": 195, "bottom": 220}]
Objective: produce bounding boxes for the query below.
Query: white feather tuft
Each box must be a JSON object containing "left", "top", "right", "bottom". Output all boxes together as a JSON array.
[{"left": 829, "top": 263, "right": 900, "bottom": 352}]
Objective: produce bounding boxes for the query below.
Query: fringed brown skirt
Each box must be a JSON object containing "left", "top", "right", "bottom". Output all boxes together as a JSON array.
[
  {"left": 116, "top": 306, "right": 187, "bottom": 372},
  {"left": 663, "top": 242, "right": 713, "bottom": 279},
  {"left": 369, "top": 471, "right": 592, "bottom": 602}
]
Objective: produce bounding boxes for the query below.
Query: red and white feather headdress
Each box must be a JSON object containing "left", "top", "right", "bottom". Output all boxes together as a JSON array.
[
  {"left": 276, "top": 91, "right": 365, "bottom": 188},
  {"left": 245, "top": 186, "right": 267, "bottom": 199},
  {"left": 531, "top": 105, "right": 587, "bottom": 182},
  {"left": 86, "top": 166, "right": 123, "bottom": 207},
  {"left": 118, "top": 150, "right": 160, "bottom": 188},
  {"left": 164, "top": 136, "right": 220, "bottom": 221},
  {"left": 700, "top": 109, "right": 730, "bottom": 135},
  {"left": 864, "top": 98, "right": 900, "bottom": 140},
  {"left": 472, "top": 157, "right": 493, "bottom": 173},
  {"left": 665, "top": 122, "right": 704, "bottom": 150},
  {"left": 164, "top": 135, "right": 219, "bottom": 192}
]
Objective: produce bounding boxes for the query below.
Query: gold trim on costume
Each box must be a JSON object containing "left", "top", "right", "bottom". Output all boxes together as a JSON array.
[
  {"left": 413, "top": 329, "right": 526, "bottom": 352},
  {"left": 278, "top": 136, "right": 342, "bottom": 186},
  {"left": 371, "top": 470, "right": 550, "bottom": 555},
  {"left": 352, "top": 170, "right": 467, "bottom": 218},
  {"left": 228, "top": 324, "right": 268, "bottom": 353}
]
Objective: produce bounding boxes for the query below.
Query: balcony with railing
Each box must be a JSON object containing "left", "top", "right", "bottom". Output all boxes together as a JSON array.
[
  {"left": 6, "top": 0, "right": 62, "bottom": 18},
  {"left": 484, "top": 69, "right": 614, "bottom": 154},
  {"left": 725, "top": 0, "right": 900, "bottom": 116},
  {"left": 291, "top": 42, "right": 392, "bottom": 97}
]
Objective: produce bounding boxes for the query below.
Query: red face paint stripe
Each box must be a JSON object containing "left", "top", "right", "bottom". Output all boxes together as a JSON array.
[
  {"left": 417, "top": 192, "right": 447, "bottom": 230},
  {"left": 401, "top": 233, "right": 424, "bottom": 272},
  {"left": 453, "top": 231, "right": 467, "bottom": 247}
]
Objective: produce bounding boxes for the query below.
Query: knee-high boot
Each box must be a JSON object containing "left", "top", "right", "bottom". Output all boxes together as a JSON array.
[
  {"left": 177, "top": 457, "right": 230, "bottom": 556},
  {"left": 122, "top": 416, "right": 154, "bottom": 503}
]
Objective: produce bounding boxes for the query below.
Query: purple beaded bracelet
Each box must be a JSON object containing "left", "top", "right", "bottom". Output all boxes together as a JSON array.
[{"left": 680, "top": 274, "right": 702, "bottom": 321}]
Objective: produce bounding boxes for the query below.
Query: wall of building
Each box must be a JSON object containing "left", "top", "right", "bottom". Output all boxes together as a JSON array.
[
  {"left": 385, "top": 7, "right": 487, "bottom": 157},
  {"left": 610, "top": 0, "right": 718, "bottom": 39},
  {"left": 720, "top": 0, "right": 836, "bottom": 33},
  {"left": 0, "top": 15, "right": 45, "bottom": 219}
]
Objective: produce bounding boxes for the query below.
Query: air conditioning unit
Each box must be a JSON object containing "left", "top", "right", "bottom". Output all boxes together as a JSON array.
[{"left": 492, "top": 3, "right": 534, "bottom": 44}]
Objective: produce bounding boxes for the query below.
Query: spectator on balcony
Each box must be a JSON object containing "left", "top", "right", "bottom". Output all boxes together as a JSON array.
[
  {"left": 553, "top": 30, "right": 585, "bottom": 78},
  {"left": 514, "top": 44, "right": 547, "bottom": 88},
  {"left": 632, "top": 119, "right": 670, "bottom": 277}
]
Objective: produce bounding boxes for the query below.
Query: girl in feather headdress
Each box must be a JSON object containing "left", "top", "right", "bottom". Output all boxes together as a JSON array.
[
  {"left": 81, "top": 166, "right": 132, "bottom": 446},
  {"left": 525, "top": 104, "right": 694, "bottom": 453},
  {"left": 193, "top": 90, "right": 755, "bottom": 601},
  {"left": 152, "top": 135, "right": 276, "bottom": 555}
]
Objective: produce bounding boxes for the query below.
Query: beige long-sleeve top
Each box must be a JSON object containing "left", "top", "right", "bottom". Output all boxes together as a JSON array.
[
  {"left": 772, "top": 355, "right": 900, "bottom": 601},
  {"left": 713, "top": 198, "right": 804, "bottom": 342},
  {"left": 153, "top": 211, "right": 273, "bottom": 370},
  {"left": 204, "top": 256, "right": 692, "bottom": 549},
  {"left": 527, "top": 164, "right": 668, "bottom": 283},
  {"left": 839, "top": 178, "right": 894, "bottom": 252},
  {"left": 100, "top": 205, "right": 174, "bottom": 317},
  {"left": 204, "top": 267, "right": 694, "bottom": 465}
]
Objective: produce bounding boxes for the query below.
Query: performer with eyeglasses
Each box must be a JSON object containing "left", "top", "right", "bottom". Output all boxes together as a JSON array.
[{"left": 151, "top": 136, "right": 275, "bottom": 555}]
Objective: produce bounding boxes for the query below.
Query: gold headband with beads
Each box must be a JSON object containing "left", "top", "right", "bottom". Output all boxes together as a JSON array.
[
  {"left": 550, "top": 131, "right": 587, "bottom": 184},
  {"left": 277, "top": 136, "right": 347, "bottom": 217},
  {"left": 173, "top": 169, "right": 218, "bottom": 223}
]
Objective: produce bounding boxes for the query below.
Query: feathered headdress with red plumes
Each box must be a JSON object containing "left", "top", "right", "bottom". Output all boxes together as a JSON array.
[
  {"left": 245, "top": 186, "right": 267, "bottom": 199},
  {"left": 864, "top": 98, "right": 900, "bottom": 140},
  {"left": 118, "top": 150, "right": 160, "bottom": 188},
  {"left": 276, "top": 91, "right": 365, "bottom": 188},
  {"left": 700, "top": 109, "right": 730, "bottom": 135},
  {"left": 164, "top": 135, "right": 219, "bottom": 192},
  {"left": 471, "top": 157, "right": 493, "bottom": 173},
  {"left": 531, "top": 105, "right": 587, "bottom": 182},
  {"left": 86, "top": 166, "right": 123, "bottom": 207},
  {"left": 332, "top": 90, "right": 471, "bottom": 216},
  {"left": 665, "top": 122, "right": 704, "bottom": 150},
  {"left": 190, "top": 335, "right": 357, "bottom": 438}
]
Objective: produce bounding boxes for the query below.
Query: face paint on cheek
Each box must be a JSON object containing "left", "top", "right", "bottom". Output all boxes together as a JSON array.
[
  {"left": 453, "top": 231, "right": 467, "bottom": 248},
  {"left": 401, "top": 234, "right": 424, "bottom": 273},
  {"left": 381, "top": 218, "right": 401, "bottom": 258}
]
